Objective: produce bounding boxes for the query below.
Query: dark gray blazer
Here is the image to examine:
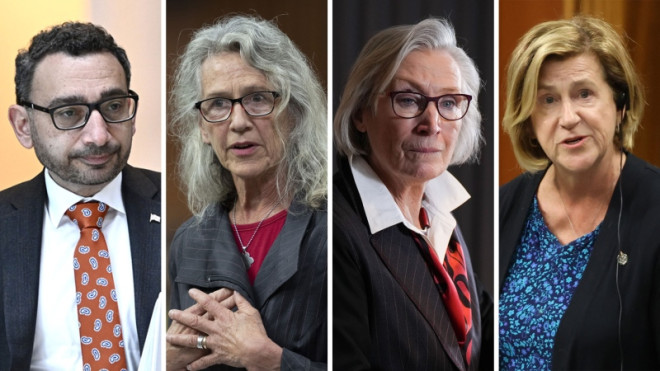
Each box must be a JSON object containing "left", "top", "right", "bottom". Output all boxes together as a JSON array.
[
  {"left": 0, "top": 165, "right": 161, "bottom": 370},
  {"left": 169, "top": 200, "right": 327, "bottom": 371},
  {"left": 333, "top": 157, "right": 493, "bottom": 371}
]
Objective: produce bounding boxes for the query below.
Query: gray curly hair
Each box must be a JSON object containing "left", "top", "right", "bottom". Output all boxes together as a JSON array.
[{"left": 170, "top": 15, "right": 327, "bottom": 217}]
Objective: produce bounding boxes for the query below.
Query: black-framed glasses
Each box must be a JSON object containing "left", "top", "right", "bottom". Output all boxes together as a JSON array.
[
  {"left": 19, "top": 90, "right": 139, "bottom": 130},
  {"left": 388, "top": 91, "right": 472, "bottom": 121},
  {"left": 194, "top": 91, "right": 280, "bottom": 123}
]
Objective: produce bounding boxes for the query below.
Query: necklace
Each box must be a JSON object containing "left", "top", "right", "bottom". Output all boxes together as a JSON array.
[
  {"left": 555, "top": 186, "right": 580, "bottom": 239},
  {"left": 554, "top": 176, "right": 609, "bottom": 240},
  {"left": 232, "top": 199, "right": 280, "bottom": 268}
]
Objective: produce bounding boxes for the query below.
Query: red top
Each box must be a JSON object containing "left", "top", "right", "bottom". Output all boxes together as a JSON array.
[{"left": 231, "top": 209, "right": 288, "bottom": 284}]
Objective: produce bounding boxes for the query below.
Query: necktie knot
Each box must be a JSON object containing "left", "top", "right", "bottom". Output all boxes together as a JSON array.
[{"left": 66, "top": 201, "right": 108, "bottom": 230}]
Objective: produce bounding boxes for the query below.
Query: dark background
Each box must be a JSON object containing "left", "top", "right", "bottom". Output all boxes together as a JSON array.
[
  {"left": 166, "top": 0, "right": 327, "bottom": 242},
  {"left": 166, "top": 0, "right": 327, "bottom": 306},
  {"left": 165, "top": 0, "right": 494, "bottom": 299},
  {"left": 333, "top": 0, "right": 495, "bottom": 294}
]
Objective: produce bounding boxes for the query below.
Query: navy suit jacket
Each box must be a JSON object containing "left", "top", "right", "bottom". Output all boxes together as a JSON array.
[
  {"left": 0, "top": 165, "right": 161, "bottom": 369},
  {"left": 333, "top": 157, "right": 493, "bottom": 371}
]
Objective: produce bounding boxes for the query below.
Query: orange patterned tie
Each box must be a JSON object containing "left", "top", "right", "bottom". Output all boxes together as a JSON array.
[{"left": 66, "top": 201, "right": 128, "bottom": 370}]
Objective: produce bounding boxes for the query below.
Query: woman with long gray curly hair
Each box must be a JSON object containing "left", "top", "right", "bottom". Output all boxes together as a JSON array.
[{"left": 166, "top": 15, "right": 327, "bottom": 371}]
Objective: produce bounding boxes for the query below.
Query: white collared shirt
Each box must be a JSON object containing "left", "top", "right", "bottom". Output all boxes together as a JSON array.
[
  {"left": 137, "top": 292, "right": 163, "bottom": 371},
  {"left": 350, "top": 155, "right": 470, "bottom": 260},
  {"left": 30, "top": 169, "right": 139, "bottom": 371}
]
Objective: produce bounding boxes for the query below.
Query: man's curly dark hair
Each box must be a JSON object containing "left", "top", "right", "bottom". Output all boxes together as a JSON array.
[{"left": 14, "top": 22, "right": 131, "bottom": 103}]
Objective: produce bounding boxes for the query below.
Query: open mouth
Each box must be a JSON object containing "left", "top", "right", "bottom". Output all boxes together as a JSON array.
[
  {"left": 232, "top": 143, "right": 255, "bottom": 149},
  {"left": 563, "top": 136, "right": 584, "bottom": 145}
]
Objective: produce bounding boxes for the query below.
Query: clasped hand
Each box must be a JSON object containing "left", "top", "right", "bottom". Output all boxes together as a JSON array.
[{"left": 166, "top": 288, "right": 282, "bottom": 371}]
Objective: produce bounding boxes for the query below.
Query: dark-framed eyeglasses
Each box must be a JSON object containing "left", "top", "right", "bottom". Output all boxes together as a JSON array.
[
  {"left": 388, "top": 91, "right": 472, "bottom": 121},
  {"left": 19, "top": 90, "right": 139, "bottom": 130},
  {"left": 194, "top": 91, "right": 280, "bottom": 123}
]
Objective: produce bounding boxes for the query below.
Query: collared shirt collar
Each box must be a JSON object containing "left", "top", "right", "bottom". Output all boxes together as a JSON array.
[
  {"left": 44, "top": 168, "right": 125, "bottom": 228},
  {"left": 350, "top": 155, "right": 470, "bottom": 259}
]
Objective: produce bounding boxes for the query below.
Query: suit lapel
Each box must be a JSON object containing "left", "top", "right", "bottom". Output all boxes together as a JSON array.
[
  {"left": 121, "top": 166, "right": 161, "bottom": 351},
  {"left": 1, "top": 172, "right": 46, "bottom": 367},
  {"left": 252, "top": 201, "right": 310, "bottom": 308},
  {"left": 177, "top": 207, "right": 255, "bottom": 301},
  {"left": 338, "top": 157, "right": 466, "bottom": 369},
  {"left": 371, "top": 225, "right": 466, "bottom": 371}
]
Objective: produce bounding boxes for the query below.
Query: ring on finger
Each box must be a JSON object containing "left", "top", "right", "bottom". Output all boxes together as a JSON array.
[{"left": 196, "top": 335, "right": 205, "bottom": 349}]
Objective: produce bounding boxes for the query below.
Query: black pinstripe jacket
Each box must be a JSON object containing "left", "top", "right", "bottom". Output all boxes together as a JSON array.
[
  {"left": 333, "top": 157, "right": 492, "bottom": 371},
  {"left": 169, "top": 200, "right": 327, "bottom": 370}
]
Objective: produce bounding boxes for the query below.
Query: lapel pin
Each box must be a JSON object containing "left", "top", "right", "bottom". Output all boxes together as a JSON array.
[{"left": 150, "top": 214, "right": 161, "bottom": 223}]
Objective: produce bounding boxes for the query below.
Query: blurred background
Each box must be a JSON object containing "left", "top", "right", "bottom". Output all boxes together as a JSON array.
[
  {"left": 500, "top": 0, "right": 660, "bottom": 184},
  {"left": 0, "top": 0, "right": 162, "bottom": 191},
  {"left": 333, "top": 0, "right": 495, "bottom": 294},
  {"left": 11, "top": 0, "right": 655, "bottom": 317},
  {"left": 165, "top": 0, "right": 327, "bottom": 294}
]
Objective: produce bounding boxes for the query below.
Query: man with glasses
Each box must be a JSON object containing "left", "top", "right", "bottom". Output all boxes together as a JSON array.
[{"left": 0, "top": 22, "right": 160, "bottom": 370}]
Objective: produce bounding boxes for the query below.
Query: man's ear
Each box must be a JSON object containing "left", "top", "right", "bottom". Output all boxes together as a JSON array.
[
  {"left": 131, "top": 118, "right": 137, "bottom": 136},
  {"left": 8, "top": 105, "right": 34, "bottom": 149}
]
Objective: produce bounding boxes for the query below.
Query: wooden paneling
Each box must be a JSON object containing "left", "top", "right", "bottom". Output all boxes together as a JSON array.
[
  {"left": 499, "top": 0, "right": 660, "bottom": 185},
  {"left": 165, "top": 0, "right": 328, "bottom": 247}
]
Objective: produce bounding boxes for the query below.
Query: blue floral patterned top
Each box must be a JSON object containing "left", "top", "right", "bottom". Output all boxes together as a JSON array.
[{"left": 500, "top": 197, "right": 599, "bottom": 370}]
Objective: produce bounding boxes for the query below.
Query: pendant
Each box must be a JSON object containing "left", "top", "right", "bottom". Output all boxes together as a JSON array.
[{"left": 242, "top": 250, "right": 254, "bottom": 268}]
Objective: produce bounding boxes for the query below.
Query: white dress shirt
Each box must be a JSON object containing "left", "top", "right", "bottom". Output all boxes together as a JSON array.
[
  {"left": 350, "top": 155, "right": 470, "bottom": 260},
  {"left": 30, "top": 169, "right": 139, "bottom": 371},
  {"left": 138, "top": 292, "right": 163, "bottom": 370}
]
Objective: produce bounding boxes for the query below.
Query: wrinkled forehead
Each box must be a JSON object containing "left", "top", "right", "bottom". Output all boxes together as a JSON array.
[
  {"left": 200, "top": 52, "right": 273, "bottom": 97},
  {"left": 390, "top": 49, "right": 462, "bottom": 93}
]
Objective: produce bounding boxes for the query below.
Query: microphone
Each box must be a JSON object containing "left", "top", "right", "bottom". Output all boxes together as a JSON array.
[
  {"left": 615, "top": 148, "right": 625, "bottom": 371},
  {"left": 617, "top": 251, "right": 628, "bottom": 266}
]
